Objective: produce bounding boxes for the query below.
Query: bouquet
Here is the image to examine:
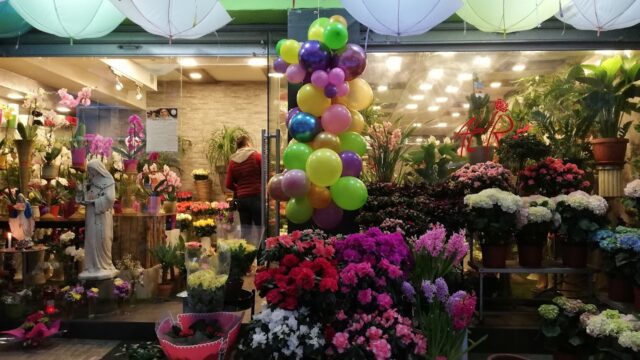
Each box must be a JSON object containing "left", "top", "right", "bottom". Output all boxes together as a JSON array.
[
  {"left": 218, "top": 239, "right": 257, "bottom": 280},
  {"left": 516, "top": 195, "right": 559, "bottom": 245},
  {"left": 192, "top": 169, "right": 210, "bottom": 181},
  {"left": 553, "top": 191, "right": 608, "bottom": 243},
  {"left": 411, "top": 224, "right": 468, "bottom": 281},
  {"left": 113, "top": 278, "right": 131, "bottom": 299},
  {"left": 519, "top": 157, "right": 590, "bottom": 196},
  {"left": 177, "top": 201, "right": 192, "bottom": 214},
  {"left": 156, "top": 165, "right": 182, "bottom": 201},
  {"left": 0, "top": 311, "right": 60, "bottom": 347},
  {"left": 623, "top": 179, "right": 640, "bottom": 223},
  {"left": 449, "top": 161, "right": 512, "bottom": 195},
  {"left": 537, "top": 296, "right": 598, "bottom": 356},
  {"left": 591, "top": 227, "right": 640, "bottom": 278},
  {"left": 193, "top": 218, "right": 216, "bottom": 238},
  {"left": 464, "top": 188, "right": 522, "bottom": 244},
  {"left": 137, "top": 163, "right": 167, "bottom": 196},
  {"left": 186, "top": 269, "right": 227, "bottom": 313},
  {"left": 190, "top": 202, "right": 213, "bottom": 216},
  {"left": 177, "top": 213, "right": 192, "bottom": 232}
]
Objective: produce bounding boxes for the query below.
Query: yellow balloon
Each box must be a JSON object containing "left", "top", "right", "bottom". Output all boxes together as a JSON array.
[
  {"left": 280, "top": 39, "right": 301, "bottom": 64},
  {"left": 306, "top": 148, "right": 342, "bottom": 187},
  {"left": 297, "top": 84, "right": 331, "bottom": 117},
  {"left": 348, "top": 109, "right": 365, "bottom": 133},
  {"left": 329, "top": 15, "right": 348, "bottom": 27},
  {"left": 311, "top": 131, "right": 341, "bottom": 153},
  {"left": 308, "top": 26, "right": 324, "bottom": 41},
  {"left": 336, "top": 78, "right": 373, "bottom": 111}
]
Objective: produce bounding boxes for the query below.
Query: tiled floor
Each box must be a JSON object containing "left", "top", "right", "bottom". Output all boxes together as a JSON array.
[{"left": 0, "top": 338, "right": 119, "bottom": 360}]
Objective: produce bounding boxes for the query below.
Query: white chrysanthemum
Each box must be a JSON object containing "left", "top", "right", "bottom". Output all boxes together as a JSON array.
[{"left": 625, "top": 180, "right": 640, "bottom": 198}]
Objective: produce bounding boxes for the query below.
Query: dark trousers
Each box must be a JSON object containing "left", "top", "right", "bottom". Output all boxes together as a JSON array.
[{"left": 236, "top": 196, "right": 261, "bottom": 226}]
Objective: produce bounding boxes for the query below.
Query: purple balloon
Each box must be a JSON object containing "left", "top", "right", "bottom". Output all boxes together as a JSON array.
[
  {"left": 333, "top": 43, "right": 367, "bottom": 81},
  {"left": 268, "top": 173, "right": 290, "bottom": 201},
  {"left": 324, "top": 84, "right": 338, "bottom": 98},
  {"left": 281, "top": 169, "right": 310, "bottom": 198},
  {"left": 273, "top": 57, "right": 288, "bottom": 74},
  {"left": 286, "top": 64, "right": 307, "bottom": 83},
  {"left": 340, "top": 151, "right": 362, "bottom": 177},
  {"left": 328, "top": 67, "right": 345, "bottom": 85},
  {"left": 311, "top": 70, "right": 329, "bottom": 88},
  {"left": 299, "top": 40, "right": 331, "bottom": 72},
  {"left": 313, "top": 202, "right": 343, "bottom": 230},
  {"left": 286, "top": 107, "right": 300, "bottom": 127}
]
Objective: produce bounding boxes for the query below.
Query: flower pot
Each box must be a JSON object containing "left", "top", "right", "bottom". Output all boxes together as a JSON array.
[
  {"left": 481, "top": 244, "right": 507, "bottom": 268},
  {"left": 123, "top": 159, "right": 138, "bottom": 174},
  {"left": 71, "top": 147, "right": 86, "bottom": 170},
  {"left": 608, "top": 275, "right": 634, "bottom": 302},
  {"left": 634, "top": 286, "right": 640, "bottom": 311},
  {"left": 591, "top": 137, "right": 629, "bottom": 165},
  {"left": 41, "top": 163, "right": 59, "bottom": 180},
  {"left": 553, "top": 352, "right": 579, "bottom": 360},
  {"left": 224, "top": 277, "right": 244, "bottom": 302},
  {"left": 162, "top": 201, "right": 177, "bottom": 214},
  {"left": 157, "top": 283, "right": 174, "bottom": 298},
  {"left": 194, "top": 179, "right": 212, "bottom": 201},
  {"left": 62, "top": 200, "right": 78, "bottom": 219},
  {"left": 468, "top": 145, "right": 495, "bottom": 164},
  {"left": 147, "top": 196, "right": 161, "bottom": 215},
  {"left": 562, "top": 243, "right": 588, "bottom": 268},
  {"left": 14, "top": 139, "right": 34, "bottom": 196},
  {"left": 517, "top": 243, "right": 543, "bottom": 267}
]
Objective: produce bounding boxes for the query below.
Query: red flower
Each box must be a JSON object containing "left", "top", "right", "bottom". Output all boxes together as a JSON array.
[
  {"left": 494, "top": 98, "right": 509, "bottom": 112},
  {"left": 281, "top": 296, "right": 298, "bottom": 310},
  {"left": 282, "top": 254, "right": 300, "bottom": 268},
  {"left": 179, "top": 328, "right": 194, "bottom": 337},
  {"left": 266, "top": 289, "right": 283, "bottom": 304},
  {"left": 66, "top": 116, "right": 78, "bottom": 126},
  {"left": 319, "top": 277, "right": 338, "bottom": 292},
  {"left": 26, "top": 311, "right": 44, "bottom": 323},
  {"left": 254, "top": 269, "right": 272, "bottom": 290},
  {"left": 291, "top": 267, "right": 315, "bottom": 290},
  {"left": 148, "top": 152, "right": 159, "bottom": 161}
]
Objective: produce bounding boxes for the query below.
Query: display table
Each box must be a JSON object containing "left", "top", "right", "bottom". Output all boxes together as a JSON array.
[
  {"left": 113, "top": 213, "right": 174, "bottom": 268},
  {"left": 0, "top": 245, "right": 48, "bottom": 287}
]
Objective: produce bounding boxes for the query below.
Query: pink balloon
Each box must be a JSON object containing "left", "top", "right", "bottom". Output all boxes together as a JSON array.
[
  {"left": 311, "top": 70, "right": 329, "bottom": 88},
  {"left": 286, "top": 64, "right": 306, "bottom": 84},
  {"left": 321, "top": 104, "right": 352, "bottom": 134},
  {"left": 336, "top": 82, "right": 350, "bottom": 97},
  {"left": 328, "top": 68, "right": 345, "bottom": 85}
]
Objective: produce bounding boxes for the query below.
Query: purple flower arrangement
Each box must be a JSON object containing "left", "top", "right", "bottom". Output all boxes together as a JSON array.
[
  {"left": 113, "top": 278, "right": 131, "bottom": 299},
  {"left": 335, "top": 227, "right": 412, "bottom": 273}
]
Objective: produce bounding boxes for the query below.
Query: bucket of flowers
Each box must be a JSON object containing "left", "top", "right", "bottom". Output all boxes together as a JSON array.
[
  {"left": 218, "top": 238, "right": 258, "bottom": 301},
  {"left": 193, "top": 218, "right": 217, "bottom": 248},
  {"left": 0, "top": 311, "right": 60, "bottom": 347},
  {"left": 191, "top": 169, "right": 211, "bottom": 201}
]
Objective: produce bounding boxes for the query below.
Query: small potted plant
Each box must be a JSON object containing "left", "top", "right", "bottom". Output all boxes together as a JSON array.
[
  {"left": 158, "top": 165, "right": 182, "bottom": 214},
  {"left": 138, "top": 164, "right": 166, "bottom": 215},
  {"left": 450, "top": 161, "right": 513, "bottom": 195},
  {"left": 193, "top": 218, "right": 216, "bottom": 249},
  {"left": 496, "top": 130, "right": 549, "bottom": 175},
  {"left": 591, "top": 226, "right": 640, "bottom": 302},
  {"left": 186, "top": 269, "right": 227, "bottom": 313},
  {"left": 191, "top": 168, "right": 211, "bottom": 201},
  {"left": 70, "top": 123, "right": 87, "bottom": 170},
  {"left": 153, "top": 243, "right": 178, "bottom": 298},
  {"left": 218, "top": 239, "right": 257, "bottom": 301},
  {"left": 42, "top": 146, "right": 62, "bottom": 180},
  {"left": 403, "top": 136, "right": 463, "bottom": 184},
  {"left": 112, "top": 114, "right": 145, "bottom": 174},
  {"left": 519, "top": 157, "right": 591, "bottom": 197},
  {"left": 516, "top": 196, "right": 558, "bottom": 267}
]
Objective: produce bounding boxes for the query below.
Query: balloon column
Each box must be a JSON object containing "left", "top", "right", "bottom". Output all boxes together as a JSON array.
[{"left": 268, "top": 15, "right": 371, "bottom": 230}]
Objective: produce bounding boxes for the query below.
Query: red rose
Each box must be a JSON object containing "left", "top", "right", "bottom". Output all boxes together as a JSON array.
[
  {"left": 266, "top": 289, "right": 283, "bottom": 304},
  {"left": 281, "top": 295, "right": 298, "bottom": 310},
  {"left": 282, "top": 254, "right": 300, "bottom": 268}
]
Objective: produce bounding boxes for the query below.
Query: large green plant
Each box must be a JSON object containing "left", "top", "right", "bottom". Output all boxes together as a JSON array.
[
  {"left": 404, "top": 139, "right": 462, "bottom": 184},
  {"left": 574, "top": 55, "right": 640, "bottom": 138},
  {"left": 205, "top": 126, "right": 249, "bottom": 169}
]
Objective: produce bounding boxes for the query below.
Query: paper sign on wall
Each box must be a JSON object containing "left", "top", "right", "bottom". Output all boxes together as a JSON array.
[{"left": 146, "top": 107, "right": 178, "bottom": 152}]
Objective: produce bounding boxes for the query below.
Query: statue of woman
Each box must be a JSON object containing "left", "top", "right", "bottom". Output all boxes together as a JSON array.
[{"left": 79, "top": 159, "right": 118, "bottom": 280}]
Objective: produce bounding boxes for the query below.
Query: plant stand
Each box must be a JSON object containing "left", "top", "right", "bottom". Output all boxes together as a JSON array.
[{"left": 596, "top": 165, "right": 624, "bottom": 197}]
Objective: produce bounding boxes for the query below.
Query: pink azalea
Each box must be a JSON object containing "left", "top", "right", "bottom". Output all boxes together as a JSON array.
[
  {"left": 332, "top": 332, "right": 350, "bottom": 353},
  {"left": 369, "top": 338, "right": 392, "bottom": 360}
]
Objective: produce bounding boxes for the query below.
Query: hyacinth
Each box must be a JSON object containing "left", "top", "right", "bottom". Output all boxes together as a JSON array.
[
  {"left": 421, "top": 280, "right": 436, "bottom": 303},
  {"left": 538, "top": 304, "right": 559, "bottom": 320},
  {"left": 446, "top": 291, "right": 477, "bottom": 330},
  {"left": 619, "top": 331, "right": 640, "bottom": 352},
  {"left": 414, "top": 223, "right": 446, "bottom": 256},
  {"left": 445, "top": 230, "right": 468, "bottom": 263},
  {"left": 401, "top": 281, "right": 416, "bottom": 302},
  {"left": 624, "top": 179, "right": 640, "bottom": 198},
  {"left": 434, "top": 278, "right": 449, "bottom": 302}
]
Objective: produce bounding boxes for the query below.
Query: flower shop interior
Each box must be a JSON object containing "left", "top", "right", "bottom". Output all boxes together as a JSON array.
[{"left": 1, "top": 1, "right": 640, "bottom": 360}]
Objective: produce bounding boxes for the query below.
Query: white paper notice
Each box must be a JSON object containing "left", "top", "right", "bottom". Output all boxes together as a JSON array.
[{"left": 146, "top": 118, "right": 178, "bottom": 152}]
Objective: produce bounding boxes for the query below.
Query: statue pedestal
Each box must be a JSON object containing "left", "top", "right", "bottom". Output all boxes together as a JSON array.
[
  {"left": 78, "top": 269, "right": 119, "bottom": 281},
  {"left": 80, "top": 276, "right": 118, "bottom": 315}
]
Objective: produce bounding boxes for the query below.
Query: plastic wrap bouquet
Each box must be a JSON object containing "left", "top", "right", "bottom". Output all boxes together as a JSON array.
[
  {"left": 1, "top": 311, "right": 60, "bottom": 347},
  {"left": 156, "top": 312, "right": 242, "bottom": 360}
]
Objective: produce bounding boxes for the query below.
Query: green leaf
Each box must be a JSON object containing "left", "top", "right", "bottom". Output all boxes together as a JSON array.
[
  {"left": 601, "top": 56, "right": 623, "bottom": 83},
  {"left": 17, "top": 122, "right": 28, "bottom": 140},
  {"left": 619, "top": 120, "right": 632, "bottom": 137}
]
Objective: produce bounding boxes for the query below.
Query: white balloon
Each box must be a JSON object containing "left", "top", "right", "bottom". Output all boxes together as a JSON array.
[
  {"left": 457, "top": 0, "right": 559, "bottom": 34},
  {"left": 556, "top": 0, "right": 640, "bottom": 33}
]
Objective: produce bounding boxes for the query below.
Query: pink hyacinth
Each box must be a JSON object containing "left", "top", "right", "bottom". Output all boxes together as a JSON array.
[
  {"left": 415, "top": 223, "right": 446, "bottom": 257},
  {"left": 445, "top": 230, "right": 469, "bottom": 264},
  {"left": 446, "top": 291, "right": 477, "bottom": 330}
]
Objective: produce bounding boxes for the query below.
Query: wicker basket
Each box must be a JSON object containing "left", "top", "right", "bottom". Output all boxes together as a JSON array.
[{"left": 194, "top": 179, "right": 212, "bottom": 201}]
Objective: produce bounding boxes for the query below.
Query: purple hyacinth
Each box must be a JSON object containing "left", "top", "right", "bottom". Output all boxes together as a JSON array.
[
  {"left": 421, "top": 280, "right": 436, "bottom": 303},
  {"left": 435, "top": 277, "right": 449, "bottom": 302},
  {"left": 402, "top": 281, "right": 416, "bottom": 302}
]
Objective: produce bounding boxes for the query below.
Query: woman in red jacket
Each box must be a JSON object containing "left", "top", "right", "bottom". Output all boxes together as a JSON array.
[{"left": 225, "top": 135, "right": 262, "bottom": 226}]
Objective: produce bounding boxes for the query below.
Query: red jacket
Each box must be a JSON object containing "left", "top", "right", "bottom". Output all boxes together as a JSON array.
[{"left": 225, "top": 150, "right": 262, "bottom": 198}]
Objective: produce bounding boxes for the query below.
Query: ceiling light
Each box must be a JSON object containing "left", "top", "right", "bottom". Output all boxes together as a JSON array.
[
  {"left": 405, "top": 103, "right": 418, "bottom": 110},
  {"left": 377, "top": 85, "right": 388, "bottom": 92},
  {"left": 427, "top": 105, "right": 439, "bottom": 112},
  {"left": 386, "top": 56, "right": 402, "bottom": 71},
  {"left": 410, "top": 94, "right": 424, "bottom": 101},
  {"left": 457, "top": 73, "right": 473, "bottom": 81},
  {"left": 7, "top": 92, "right": 23, "bottom": 100},
  {"left": 372, "top": 105, "right": 381, "bottom": 110},
  {"left": 473, "top": 56, "right": 491, "bottom": 67},
  {"left": 416, "top": 137, "right": 424, "bottom": 143},
  {"left": 435, "top": 97, "right": 448, "bottom": 103},
  {"left": 189, "top": 72, "right": 203, "bottom": 80},
  {"left": 115, "top": 76, "right": 124, "bottom": 91},
  {"left": 268, "top": 72, "right": 284, "bottom": 78},
  {"left": 136, "top": 85, "right": 143, "bottom": 100},
  {"left": 413, "top": 123, "right": 422, "bottom": 127},
  {"left": 445, "top": 85, "right": 459, "bottom": 94},
  {"left": 463, "top": 103, "right": 470, "bottom": 109},
  {"left": 248, "top": 57, "right": 268, "bottom": 67},
  {"left": 437, "top": 52, "right": 455, "bottom": 57},
  {"left": 435, "top": 122, "right": 448, "bottom": 128},
  {"left": 56, "top": 106, "right": 70, "bottom": 113},
  {"left": 490, "top": 81, "right": 502, "bottom": 88},
  {"left": 419, "top": 82, "right": 433, "bottom": 91},
  {"left": 512, "top": 64, "right": 526, "bottom": 72},
  {"left": 452, "top": 112, "right": 460, "bottom": 117},
  {"left": 428, "top": 69, "right": 444, "bottom": 79},
  {"left": 179, "top": 58, "right": 198, "bottom": 67}
]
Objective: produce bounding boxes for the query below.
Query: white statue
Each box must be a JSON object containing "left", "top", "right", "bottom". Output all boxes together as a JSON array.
[
  {"left": 8, "top": 193, "right": 35, "bottom": 243},
  {"left": 79, "top": 159, "right": 118, "bottom": 280}
]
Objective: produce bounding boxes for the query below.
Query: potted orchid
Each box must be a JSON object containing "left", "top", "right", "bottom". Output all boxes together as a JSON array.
[
  {"left": 516, "top": 196, "right": 559, "bottom": 267},
  {"left": 138, "top": 163, "right": 166, "bottom": 214},
  {"left": 87, "top": 134, "right": 113, "bottom": 161},
  {"left": 112, "top": 114, "right": 145, "bottom": 174},
  {"left": 157, "top": 165, "right": 182, "bottom": 214},
  {"left": 58, "top": 88, "right": 91, "bottom": 168},
  {"left": 70, "top": 123, "right": 87, "bottom": 169}
]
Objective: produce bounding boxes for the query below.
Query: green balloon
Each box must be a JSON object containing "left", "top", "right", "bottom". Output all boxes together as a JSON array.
[
  {"left": 310, "top": 17, "right": 330, "bottom": 31},
  {"left": 283, "top": 142, "right": 313, "bottom": 170},
  {"left": 286, "top": 197, "right": 313, "bottom": 224},
  {"left": 330, "top": 176, "right": 368, "bottom": 211},
  {"left": 306, "top": 148, "right": 342, "bottom": 187},
  {"left": 339, "top": 131, "right": 367, "bottom": 156},
  {"left": 323, "top": 22, "right": 348, "bottom": 50},
  {"left": 275, "top": 38, "right": 286, "bottom": 57}
]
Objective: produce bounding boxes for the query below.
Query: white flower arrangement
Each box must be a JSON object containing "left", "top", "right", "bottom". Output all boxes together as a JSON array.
[
  {"left": 625, "top": 179, "right": 640, "bottom": 198},
  {"left": 176, "top": 213, "right": 192, "bottom": 221},
  {"left": 59, "top": 231, "right": 76, "bottom": 243},
  {"left": 517, "top": 195, "right": 560, "bottom": 228},
  {"left": 553, "top": 191, "right": 608, "bottom": 216},
  {"left": 464, "top": 188, "right": 522, "bottom": 214},
  {"left": 64, "top": 246, "right": 85, "bottom": 262},
  {"left": 619, "top": 331, "right": 640, "bottom": 352}
]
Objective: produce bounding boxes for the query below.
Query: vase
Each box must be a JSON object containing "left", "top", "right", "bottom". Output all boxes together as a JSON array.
[
  {"left": 224, "top": 277, "right": 244, "bottom": 302},
  {"left": 147, "top": 196, "right": 161, "bottom": 215},
  {"left": 194, "top": 179, "right": 212, "bottom": 201},
  {"left": 71, "top": 147, "right": 86, "bottom": 170},
  {"left": 41, "top": 163, "right": 59, "bottom": 180},
  {"left": 516, "top": 243, "right": 543, "bottom": 267},
  {"left": 123, "top": 159, "right": 138, "bottom": 174},
  {"left": 31, "top": 206, "right": 40, "bottom": 220},
  {"left": 562, "top": 243, "right": 588, "bottom": 268},
  {"left": 468, "top": 145, "right": 495, "bottom": 164},
  {"left": 14, "top": 139, "right": 34, "bottom": 196},
  {"left": 200, "top": 236, "right": 212, "bottom": 249},
  {"left": 552, "top": 352, "right": 579, "bottom": 360},
  {"left": 157, "top": 283, "right": 174, "bottom": 298},
  {"left": 591, "top": 137, "right": 628, "bottom": 165},
  {"left": 481, "top": 244, "right": 507, "bottom": 268},
  {"left": 608, "top": 275, "right": 634, "bottom": 302},
  {"left": 163, "top": 201, "right": 177, "bottom": 214}
]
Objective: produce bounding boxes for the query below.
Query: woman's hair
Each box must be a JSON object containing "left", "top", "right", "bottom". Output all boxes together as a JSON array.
[{"left": 236, "top": 134, "right": 251, "bottom": 150}]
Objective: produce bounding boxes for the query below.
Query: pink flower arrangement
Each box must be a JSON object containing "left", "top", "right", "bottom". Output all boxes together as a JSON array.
[
  {"left": 449, "top": 161, "right": 512, "bottom": 194},
  {"left": 412, "top": 224, "right": 469, "bottom": 280},
  {"left": 1, "top": 311, "right": 60, "bottom": 347},
  {"left": 519, "top": 157, "right": 590, "bottom": 196},
  {"left": 87, "top": 134, "right": 113, "bottom": 159},
  {"left": 58, "top": 87, "right": 92, "bottom": 108}
]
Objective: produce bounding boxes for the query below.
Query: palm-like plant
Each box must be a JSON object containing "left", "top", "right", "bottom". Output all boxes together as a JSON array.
[
  {"left": 153, "top": 243, "right": 178, "bottom": 284},
  {"left": 205, "top": 126, "right": 250, "bottom": 170}
]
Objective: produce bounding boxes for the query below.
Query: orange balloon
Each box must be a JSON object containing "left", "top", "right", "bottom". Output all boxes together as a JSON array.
[
  {"left": 308, "top": 184, "right": 332, "bottom": 209},
  {"left": 329, "top": 15, "right": 348, "bottom": 27},
  {"left": 348, "top": 109, "right": 365, "bottom": 133},
  {"left": 311, "top": 131, "right": 341, "bottom": 153}
]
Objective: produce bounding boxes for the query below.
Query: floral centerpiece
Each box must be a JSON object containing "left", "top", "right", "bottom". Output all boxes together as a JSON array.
[
  {"left": 218, "top": 239, "right": 257, "bottom": 298},
  {"left": 519, "top": 157, "right": 590, "bottom": 196},
  {"left": 623, "top": 179, "right": 640, "bottom": 224},
  {"left": 112, "top": 114, "right": 145, "bottom": 173},
  {"left": 449, "top": 161, "right": 512, "bottom": 195},
  {"left": 186, "top": 269, "right": 227, "bottom": 313},
  {"left": 0, "top": 311, "right": 60, "bottom": 347},
  {"left": 114, "top": 254, "right": 144, "bottom": 299},
  {"left": 464, "top": 188, "right": 522, "bottom": 267},
  {"left": 591, "top": 227, "right": 640, "bottom": 302},
  {"left": 411, "top": 224, "right": 468, "bottom": 281},
  {"left": 515, "top": 196, "right": 559, "bottom": 267},
  {"left": 113, "top": 278, "right": 131, "bottom": 300}
]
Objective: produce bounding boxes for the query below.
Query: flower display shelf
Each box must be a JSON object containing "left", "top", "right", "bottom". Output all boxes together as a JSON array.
[{"left": 0, "top": 217, "right": 84, "bottom": 230}]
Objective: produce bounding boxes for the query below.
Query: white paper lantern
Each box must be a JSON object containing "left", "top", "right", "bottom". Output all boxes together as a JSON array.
[
  {"left": 109, "top": 0, "right": 231, "bottom": 40},
  {"left": 342, "top": 0, "right": 461, "bottom": 36},
  {"left": 556, "top": 0, "right": 640, "bottom": 34},
  {"left": 8, "top": 0, "right": 124, "bottom": 39},
  {"left": 457, "top": 0, "right": 559, "bottom": 34}
]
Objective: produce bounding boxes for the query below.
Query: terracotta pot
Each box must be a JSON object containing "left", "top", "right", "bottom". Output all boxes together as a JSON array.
[
  {"left": 562, "top": 243, "right": 588, "bottom": 268},
  {"left": 194, "top": 179, "right": 212, "bottom": 201},
  {"left": 162, "top": 201, "right": 177, "bottom": 214},
  {"left": 517, "top": 243, "right": 543, "bottom": 267},
  {"left": 481, "top": 244, "right": 507, "bottom": 268},
  {"left": 14, "top": 139, "right": 34, "bottom": 196},
  {"left": 224, "top": 277, "right": 244, "bottom": 302},
  {"left": 157, "top": 283, "right": 174, "bottom": 298},
  {"left": 553, "top": 352, "right": 579, "bottom": 360},
  {"left": 634, "top": 286, "right": 640, "bottom": 311},
  {"left": 123, "top": 159, "right": 138, "bottom": 174},
  {"left": 591, "top": 137, "right": 629, "bottom": 165},
  {"left": 608, "top": 275, "right": 634, "bottom": 302},
  {"left": 49, "top": 205, "right": 60, "bottom": 218},
  {"left": 468, "top": 145, "right": 495, "bottom": 164},
  {"left": 147, "top": 196, "right": 161, "bottom": 215}
]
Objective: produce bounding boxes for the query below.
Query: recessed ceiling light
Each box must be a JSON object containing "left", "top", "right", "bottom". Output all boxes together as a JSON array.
[
  {"left": 248, "top": 58, "right": 268, "bottom": 67},
  {"left": 445, "top": 85, "right": 459, "bottom": 94},
  {"left": 386, "top": 56, "right": 402, "bottom": 71},
  {"left": 416, "top": 137, "right": 424, "bottom": 143},
  {"left": 435, "top": 122, "right": 448, "bottom": 128},
  {"left": 7, "top": 92, "right": 23, "bottom": 100},
  {"left": 452, "top": 112, "right": 460, "bottom": 117},
  {"left": 463, "top": 103, "right": 470, "bottom": 109},
  {"left": 490, "top": 81, "right": 502, "bottom": 88},
  {"left": 405, "top": 103, "right": 418, "bottom": 110},
  {"left": 377, "top": 85, "right": 388, "bottom": 92},
  {"left": 435, "top": 97, "right": 448, "bottom": 103},
  {"left": 428, "top": 105, "right": 439, "bottom": 112},
  {"left": 419, "top": 82, "right": 433, "bottom": 91},
  {"left": 413, "top": 123, "right": 422, "bottom": 127},
  {"left": 189, "top": 72, "right": 203, "bottom": 80},
  {"left": 410, "top": 94, "right": 425, "bottom": 101},
  {"left": 56, "top": 106, "right": 70, "bottom": 113},
  {"left": 428, "top": 69, "right": 444, "bottom": 79},
  {"left": 268, "top": 72, "right": 284, "bottom": 78},
  {"left": 512, "top": 64, "right": 526, "bottom": 72},
  {"left": 179, "top": 58, "right": 198, "bottom": 67},
  {"left": 473, "top": 56, "right": 491, "bottom": 67},
  {"left": 457, "top": 73, "right": 473, "bottom": 81}
]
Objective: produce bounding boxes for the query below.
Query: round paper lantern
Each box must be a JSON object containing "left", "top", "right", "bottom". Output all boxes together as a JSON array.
[
  {"left": 0, "top": 1, "right": 31, "bottom": 38},
  {"left": 9, "top": 0, "right": 124, "bottom": 39},
  {"left": 109, "top": 0, "right": 231, "bottom": 40},
  {"left": 342, "top": 0, "right": 461, "bottom": 36},
  {"left": 457, "top": 0, "right": 559, "bottom": 34},
  {"left": 556, "top": 0, "right": 640, "bottom": 33}
]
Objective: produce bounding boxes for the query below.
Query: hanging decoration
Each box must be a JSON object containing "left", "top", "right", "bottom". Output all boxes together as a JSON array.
[
  {"left": 556, "top": 0, "right": 640, "bottom": 34},
  {"left": 109, "top": 0, "right": 231, "bottom": 40},
  {"left": 456, "top": 0, "right": 559, "bottom": 34},
  {"left": 268, "top": 15, "right": 370, "bottom": 229},
  {"left": 0, "top": 1, "right": 31, "bottom": 38},
  {"left": 342, "top": 0, "right": 462, "bottom": 36},
  {"left": 9, "top": 0, "right": 124, "bottom": 40}
]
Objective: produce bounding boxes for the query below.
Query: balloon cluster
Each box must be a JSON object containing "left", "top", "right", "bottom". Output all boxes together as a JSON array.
[{"left": 268, "top": 15, "right": 372, "bottom": 230}]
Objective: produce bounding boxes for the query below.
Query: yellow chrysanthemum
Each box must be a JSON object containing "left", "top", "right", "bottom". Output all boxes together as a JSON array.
[
  {"left": 219, "top": 239, "right": 256, "bottom": 253},
  {"left": 187, "top": 269, "right": 227, "bottom": 289},
  {"left": 61, "top": 286, "right": 70, "bottom": 292}
]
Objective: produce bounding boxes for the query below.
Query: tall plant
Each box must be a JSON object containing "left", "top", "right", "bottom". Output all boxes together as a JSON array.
[
  {"left": 404, "top": 137, "right": 462, "bottom": 184},
  {"left": 205, "top": 126, "right": 249, "bottom": 170}
]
